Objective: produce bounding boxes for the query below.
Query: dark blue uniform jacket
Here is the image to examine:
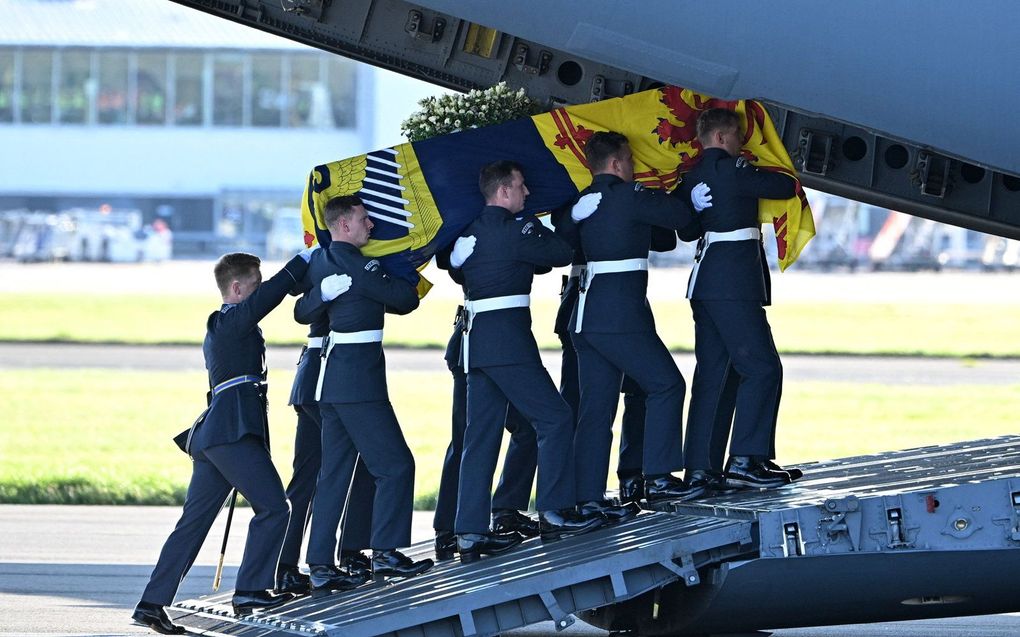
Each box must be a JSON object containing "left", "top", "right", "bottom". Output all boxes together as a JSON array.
[
  {"left": 295, "top": 241, "right": 419, "bottom": 404},
  {"left": 552, "top": 200, "right": 678, "bottom": 336},
  {"left": 567, "top": 174, "right": 697, "bottom": 333},
  {"left": 459, "top": 205, "right": 572, "bottom": 367},
  {"left": 680, "top": 148, "right": 796, "bottom": 304},
  {"left": 193, "top": 254, "right": 308, "bottom": 453}
]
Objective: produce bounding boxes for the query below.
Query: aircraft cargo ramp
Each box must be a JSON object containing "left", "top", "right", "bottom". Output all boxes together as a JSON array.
[{"left": 169, "top": 436, "right": 1020, "bottom": 636}]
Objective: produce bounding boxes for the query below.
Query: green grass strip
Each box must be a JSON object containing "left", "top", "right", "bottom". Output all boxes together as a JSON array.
[
  {"left": 1, "top": 368, "right": 1017, "bottom": 506},
  {"left": 3, "top": 293, "right": 1020, "bottom": 357}
]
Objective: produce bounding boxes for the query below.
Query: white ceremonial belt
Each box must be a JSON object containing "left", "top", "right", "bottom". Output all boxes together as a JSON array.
[
  {"left": 461, "top": 294, "right": 531, "bottom": 370},
  {"left": 704, "top": 227, "right": 761, "bottom": 245},
  {"left": 327, "top": 329, "right": 383, "bottom": 344},
  {"left": 307, "top": 336, "right": 324, "bottom": 349},
  {"left": 687, "top": 227, "right": 763, "bottom": 299},
  {"left": 314, "top": 329, "right": 384, "bottom": 400},
  {"left": 574, "top": 258, "right": 649, "bottom": 333}
]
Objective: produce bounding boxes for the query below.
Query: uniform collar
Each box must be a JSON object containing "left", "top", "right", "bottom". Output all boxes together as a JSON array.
[
  {"left": 701, "top": 147, "right": 732, "bottom": 161},
  {"left": 591, "top": 173, "right": 624, "bottom": 187},
  {"left": 481, "top": 204, "right": 512, "bottom": 217},
  {"left": 328, "top": 240, "right": 362, "bottom": 256}
]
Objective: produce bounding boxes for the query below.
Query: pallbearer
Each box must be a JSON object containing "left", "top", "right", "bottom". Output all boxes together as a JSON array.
[{"left": 133, "top": 248, "right": 314, "bottom": 633}]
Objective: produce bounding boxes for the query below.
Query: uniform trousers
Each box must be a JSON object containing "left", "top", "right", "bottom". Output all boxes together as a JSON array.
[
  {"left": 434, "top": 366, "right": 537, "bottom": 532},
  {"left": 685, "top": 299, "right": 782, "bottom": 466},
  {"left": 617, "top": 376, "right": 648, "bottom": 476},
  {"left": 559, "top": 331, "right": 647, "bottom": 478},
  {"left": 571, "top": 330, "right": 685, "bottom": 501},
  {"left": 306, "top": 401, "right": 413, "bottom": 563},
  {"left": 456, "top": 363, "right": 575, "bottom": 534},
  {"left": 279, "top": 404, "right": 375, "bottom": 567},
  {"left": 141, "top": 436, "right": 289, "bottom": 605}
]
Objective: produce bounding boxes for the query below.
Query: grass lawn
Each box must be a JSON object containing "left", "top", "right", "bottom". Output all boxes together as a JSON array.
[
  {"left": 3, "top": 293, "right": 1020, "bottom": 357},
  {"left": 2, "top": 368, "right": 1017, "bottom": 506}
]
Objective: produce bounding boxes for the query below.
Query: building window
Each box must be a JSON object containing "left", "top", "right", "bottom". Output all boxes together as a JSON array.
[
  {"left": 212, "top": 54, "right": 243, "bottom": 126},
  {"left": 327, "top": 57, "right": 357, "bottom": 128},
  {"left": 58, "top": 49, "right": 92, "bottom": 124},
  {"left": 135, "top": 52, "right": 167, "bottom": 125},
  {"left": 0, "top": 50, "right": 14, "bottom": 123},
  {"left": 287, "top": 54, "right": 325, "bottom": 128},
  {"left": 21, "top": 49, "right": 53, "bottom": 124},
  {"left": 97, "top": 51, "right": 128, "bottom": 124},
  {"left": 173, "top": 52, "right": 203, "bottom": 126},
  {"left": 251, "top": 53, "right": 283, "bottom": 127}
]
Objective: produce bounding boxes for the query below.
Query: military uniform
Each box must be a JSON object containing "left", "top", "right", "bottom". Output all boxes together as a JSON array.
[
  {"left": 551, "top": 207, "right": 679, "bottom": 481},
  {"left": 679, "top": 147, "right": 795, "bottom": 469},
  {"left": 140, "top": 256, "right": 307, "bottom": 607},
  {"left": 568, "top": 174, "right": 699, "bottom": 501},
  {"left": 296, "top": 242, "right": 420, "bottom": 563},
  {"left": 432, "top": 250, "right": 538, "bottom": 534},
  {"left": 279, "top": 299, "right": 375, "bottom": 570},
  {"left": 455, "top": 206, "right": 575, "bottom": 534}
]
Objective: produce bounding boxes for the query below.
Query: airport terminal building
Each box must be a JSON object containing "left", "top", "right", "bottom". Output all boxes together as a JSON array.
[{"left": 0, "top": 0, "right": 436, "bottom": 255}]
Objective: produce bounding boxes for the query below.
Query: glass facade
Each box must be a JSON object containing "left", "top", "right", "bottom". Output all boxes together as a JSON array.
[{"left": 0, "top": 46, "right": 357, "bottom": 129}]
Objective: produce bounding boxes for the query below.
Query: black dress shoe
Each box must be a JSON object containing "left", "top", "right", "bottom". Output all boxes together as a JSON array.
[
  {"left": 491, "top": 508, "right": 540, "bottom": 537},
  {"left": 763, "top": 459, "right": 804, "bottom": 481},
  {"left": 308, "top": 564, "right": 369, "bottom": 596},
  {"left": 434, "top": 530, "right": 457, "bottom": 561},
  {"left": 275, "top": 563, "right": 311, "bottom": 595},
  {"left": 456, "top": 531, "right": 524, "bottom": 563},
  {"left": 618, "top": 474, "right": 645, "bottom": 504},
  {"left": 538, "top": 508, "right": 604, "bottom": 542},
  {"left": 339, "top": 550, "right": 372, "bottom": 577},
  {"left": 685, "top": 469, "right": 739, "bottom": 494},
  {"left": 644, "top": 473, "right": 707, "bottom": 501},
  {"left": 724, "top": 455, "right": 789, "bottom": 490},
  {"left": 578, "top": 499, "right": 640, "bottom": 524},
  {"left": 132, "top": 601, "right": 185, "bottom": 635},
  {"left": 371, "top": 549, "right": 434, "bottom": 578},
  {"left": 231, "top": 589, "right": 294, "bottom": 615}
]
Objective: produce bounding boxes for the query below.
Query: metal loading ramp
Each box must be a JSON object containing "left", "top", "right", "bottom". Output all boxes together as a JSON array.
[
  {"left": 168, "top": 512, "right": 754, "bottom": 637},
  {"left": 585, "top": 435, "right": 1020, "bottom": 636}
]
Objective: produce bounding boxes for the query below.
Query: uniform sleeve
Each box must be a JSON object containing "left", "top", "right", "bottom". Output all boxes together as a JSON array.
[
  {"left": 632, "top": 187, "right": 697, "bottom": 231},
  {"left": 356, "top": 264, "right": 421, "bottom": 315},
  {"left": 225, "top": 255, "right": 308, "bottom": 332},
  {"left": 650, "top": 225, "right": 678, "bottom": 252},
  {"left": 435, "top": 244, "right": 465, "bottom": 285},
  {"left": 510, "top": 216, "right": 574, "bottom": 268},
  {"left": 734, "top": 160, "right": 797, "bottom": 199},
  {"left": 676, "top": 217, "right": 703, "bottom": 243},
  {"left": 294, "top": 288, "right": 327, "bottom": 325}
]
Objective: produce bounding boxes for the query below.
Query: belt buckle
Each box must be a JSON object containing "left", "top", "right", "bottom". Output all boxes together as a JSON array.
[
  {"left": 320, "top": 335, "right": 331, "bottom": 358},
  {"left": 694, "top": 237, "right": 706, "bottom": 263},
  {"left": 578, "top": 266, "right": 589, "bottom": 292}
]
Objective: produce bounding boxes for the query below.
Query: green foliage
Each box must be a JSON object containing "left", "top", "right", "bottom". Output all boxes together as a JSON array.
[{"left": 400, "top": 82, "right": 540, "bottom": 142}]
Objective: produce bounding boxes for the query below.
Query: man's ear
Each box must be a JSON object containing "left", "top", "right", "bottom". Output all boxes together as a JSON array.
[{"left": 230, "top": 279, "right": 241, "bottom": 297}]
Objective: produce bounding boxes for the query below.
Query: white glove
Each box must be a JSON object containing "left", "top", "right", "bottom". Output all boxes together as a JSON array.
[
  {"left": 691, "top": 182, "right": 713, "bottom": 212},
  {"left": 320, "top": 273, "right": 352, "bottom": 302},
  {"left": 571, "top": 192, "right": 602, "bottom": 222},
  {"left": 450, "top": 235, "right": 476, "bottom": 268},
  {"left": 298, "top": 243, "right": 320, "bottom": 263}
]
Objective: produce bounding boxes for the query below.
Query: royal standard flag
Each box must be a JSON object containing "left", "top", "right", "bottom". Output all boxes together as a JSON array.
[{"left": 301, "top": 85, "right": 814, "bottom": 287}]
